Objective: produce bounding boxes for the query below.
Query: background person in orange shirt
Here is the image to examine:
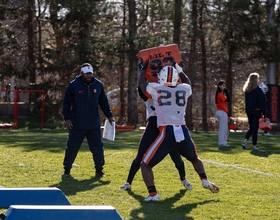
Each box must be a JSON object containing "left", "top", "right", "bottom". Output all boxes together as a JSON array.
[{"left": 215, "top": 80, "right": 230, "bottom": 147}]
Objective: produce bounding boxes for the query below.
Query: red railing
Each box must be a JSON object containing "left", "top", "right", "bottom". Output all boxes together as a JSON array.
[{"left": 0, "top": 90, "right": 44, "bottom": 129}]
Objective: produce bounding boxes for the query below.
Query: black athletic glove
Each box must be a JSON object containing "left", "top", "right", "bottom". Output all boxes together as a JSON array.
[
  {"left": 179, "top": 61, "right": 184, "bottom": 68},
  {"left": 138, "top": 60, "right": 149, "bottom": 71}
]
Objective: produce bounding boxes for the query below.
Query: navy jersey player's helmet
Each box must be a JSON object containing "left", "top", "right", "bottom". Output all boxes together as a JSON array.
[{"left": 158, "top": 66, "right": 179, "bottom": 86}]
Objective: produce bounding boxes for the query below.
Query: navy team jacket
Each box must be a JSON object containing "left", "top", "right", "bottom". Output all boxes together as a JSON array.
[{"left": 63, "top": 75, "right": 113, "bottom": 130}]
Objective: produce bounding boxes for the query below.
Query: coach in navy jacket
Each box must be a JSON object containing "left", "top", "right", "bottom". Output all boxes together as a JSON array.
[{"left": 62, "top": 63, "right": 115, "bottom": 177}]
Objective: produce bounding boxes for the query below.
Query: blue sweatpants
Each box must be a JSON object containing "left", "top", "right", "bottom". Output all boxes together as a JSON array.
[{"left": 63, "top": 128, "right": 104, "bottom": 170}]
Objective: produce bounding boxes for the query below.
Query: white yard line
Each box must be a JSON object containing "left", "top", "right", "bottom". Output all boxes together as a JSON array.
[
  {"left": 202, "top": 159, "right": 280, "bottom": 178},
  {"left": 104, "top": 141, "right": 280, "bottom": 178}
]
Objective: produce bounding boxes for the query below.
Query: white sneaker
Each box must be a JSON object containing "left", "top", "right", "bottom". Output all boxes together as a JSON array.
[
  {"left": 202, "top": 179, "right": 220, "bottom": 193},
  {"left": 264, "top": 132, "right": 273, "bottom": 136},
  {"left": 144, "top": 193, "right": 161, "bottom": 201},
  {"left": 120, "top": 182, "right": 131, "bottom": 191},
  {"left": 181, "top": 179, "right": 193, "bottom": 190}
]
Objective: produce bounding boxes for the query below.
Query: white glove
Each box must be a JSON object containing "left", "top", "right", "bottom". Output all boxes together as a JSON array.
[{"left": 175, "top": 63, "right": 183, "bottom": 73}]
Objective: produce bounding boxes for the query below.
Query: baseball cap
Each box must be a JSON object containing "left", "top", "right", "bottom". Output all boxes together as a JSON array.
[{"left": 81, "top": 65, "right": 94, "bottom": 74}]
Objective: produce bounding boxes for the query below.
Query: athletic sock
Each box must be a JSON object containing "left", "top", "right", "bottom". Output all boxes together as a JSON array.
[
  {"left": 148, "top": 185, "right": 157, "bottom": 196},
  {"left": 199, "top": 173, "right": 207, "bottom": 180}
]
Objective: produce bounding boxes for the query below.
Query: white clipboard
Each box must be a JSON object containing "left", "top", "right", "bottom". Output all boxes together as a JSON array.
[{"left": 102, "top": 119, "right": 116, "bottom": 141}]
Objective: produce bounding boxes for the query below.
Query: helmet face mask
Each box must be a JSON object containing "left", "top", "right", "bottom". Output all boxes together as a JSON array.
[{"left": 158, "top": 66, "right": 179, "bottom": 86}]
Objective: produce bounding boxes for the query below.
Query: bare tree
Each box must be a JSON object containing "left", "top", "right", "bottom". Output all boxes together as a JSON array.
[
  {"left": 127, "top": 0, "right": 138, "bottom": 125},
  {"left": 173, "top": 0, "right": 182, "bottom": 46},
  {"left": 27, "top": 0, "right": 36, "bottom": 85},
  {"left": 266, "top": 0, "right": 277, "bottom": 84},
  {"left": 187, "top": 0, "right": 199, "bottom": 130},
  {"left": 199, "top": 1, "right": 208, "bottom": 131}
]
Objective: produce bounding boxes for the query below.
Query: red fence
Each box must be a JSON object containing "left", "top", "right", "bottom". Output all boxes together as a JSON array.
[{"left": 0, "top": 90, "right": 44, "bottom": 129}]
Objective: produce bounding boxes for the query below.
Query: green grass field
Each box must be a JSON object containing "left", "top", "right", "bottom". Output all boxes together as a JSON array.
[{"left": 0, "top": 128, "right": 279, "bottom": 220}]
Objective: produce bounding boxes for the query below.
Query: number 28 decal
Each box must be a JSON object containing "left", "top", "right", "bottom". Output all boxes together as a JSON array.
[{"left": 157, "top": 90, "right": 186, "bottom": 107}]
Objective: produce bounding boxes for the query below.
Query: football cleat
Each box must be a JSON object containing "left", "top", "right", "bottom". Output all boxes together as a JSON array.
[
  {"left": 144, "top": 193, "right": 161, "bottom": 201},
  {"left": 181, "top": 179, "right": 193, "bottom": 190},
  {"left": 202, "top": 179, "right": 220, "bottom": 193},
  {"left": 120, "top": 182, "right": 131, "bottom": 191}
]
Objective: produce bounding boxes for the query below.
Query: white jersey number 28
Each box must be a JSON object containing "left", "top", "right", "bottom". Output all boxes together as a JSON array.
[{"left": 157, "top": 89, "right": 186, "bottom": 107}]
